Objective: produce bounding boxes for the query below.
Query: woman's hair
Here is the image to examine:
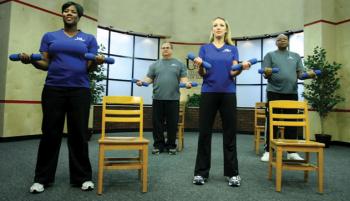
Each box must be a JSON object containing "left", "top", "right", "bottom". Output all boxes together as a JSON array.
[
  {"left": 62, "top": 1, "right": 84, "bottom": 18},
  {"left": 209, "top": 17, "right": 234, "bottom": 45}
]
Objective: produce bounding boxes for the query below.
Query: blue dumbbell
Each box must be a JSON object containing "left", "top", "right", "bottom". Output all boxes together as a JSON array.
[
  {"left": 231, "top": 58, "right": 258, "bottom": 71},
  {"left": 187, "top": 53, "right": 212, "bottom": 69},
  {"left": 258, "top": 68, "right": 280, "bottom": 74},
  {"left": 300, "top": 70, "right": 322, "bottom": 80},
  {"left": 179, "top": 82, "right": 198, "bottom": 88},
  {"left": 9, "top": 53, "right": 42, "bottom": 61},
  {"left": 132, "top": 79, "right": 149, "bottom": 87},
  {"left": 84, "top": 53, "right": 115, "bottom": 64}
]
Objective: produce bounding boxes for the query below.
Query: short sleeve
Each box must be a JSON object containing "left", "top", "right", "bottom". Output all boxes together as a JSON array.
[
  {"left": 180, "top": 62, "right": 187, "bottom": 78},
  {"left": 232, "top": 46, "right": 239, "bottom": 62},
  {"left": 296, "top": 53, "right": 304, "bottom": 72},
  {"left": 88, "top": 35, "right": 98, "bottom": 54},
  {"left": 39, "top": 33, "right": 50, "bottom": 53},
  {"left": 263, "top": 52, "right": 272, "bottom": 68},
  {"left": 146, "top": 62, "right": 156, "bottom": 79},
  {"left": 198, "top": 45, "right": 205, "bottom": 59}
]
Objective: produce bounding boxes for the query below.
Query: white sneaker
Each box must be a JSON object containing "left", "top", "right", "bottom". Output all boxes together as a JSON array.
[
  {"left": 260, "top": 152, "right": 269, "bottom": 162},
  {"left": 287, "top": 153, "right": 304, "bottom": 160},
  {"left": 30, "top": 183, "right": 44, "bottom": 193},
  {"left": 81, "top": 181, "right": 94, "bottom": 191},
  {"left": 227, "top": 175, "right": 241, "bottom": 187}
]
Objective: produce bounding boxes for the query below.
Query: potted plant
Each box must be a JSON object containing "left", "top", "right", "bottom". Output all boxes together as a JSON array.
[
  {"left": 302, "top": 46, "right": 345, "bottom": 147},
  {"left": 186, "top": 93, "right": 201, "bottom": 107}
]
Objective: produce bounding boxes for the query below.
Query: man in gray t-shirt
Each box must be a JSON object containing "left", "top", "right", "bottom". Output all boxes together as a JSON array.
[
  {"left": 260, "top": 34, "right": 312, "bottom": 162},
  {"left": 136, "top": 42, "right": 191, "bottom": 155}
]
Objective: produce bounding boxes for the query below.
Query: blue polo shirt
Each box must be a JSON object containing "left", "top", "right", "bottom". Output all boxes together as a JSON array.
[
  {"left": 199, "top": 43, "right": 239, "bottom": 93},
  {"left": 39, "top": 29, "right": 98, "bottom": 88}
]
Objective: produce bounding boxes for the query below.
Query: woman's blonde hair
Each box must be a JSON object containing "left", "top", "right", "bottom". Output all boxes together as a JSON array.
[{"left": 209, "top": 17, "right": 234, "bottom": 45}]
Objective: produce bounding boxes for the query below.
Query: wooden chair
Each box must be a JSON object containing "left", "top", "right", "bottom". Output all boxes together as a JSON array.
[
  {"left": 97, "top": 96, "right": 149, "bottom": 194},
  {"left": 254, "top": 102, "right": 266, "bottom": 154},
  {"left": 177, "top": 103, "right": 186, "bottom": 151},
  {"left": 268, "top": 100, "right": 325, "bottom": 193}
]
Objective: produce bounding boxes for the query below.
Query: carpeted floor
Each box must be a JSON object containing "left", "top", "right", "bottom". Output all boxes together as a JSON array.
[{"left": 0, "top": 132, "right": 349, "bottom": 201}]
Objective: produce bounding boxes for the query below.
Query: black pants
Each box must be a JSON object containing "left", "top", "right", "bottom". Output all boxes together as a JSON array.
[
  {"left": 152, "top": 99, "right": 179, "bottom": 150},
  {"left": 34, "top": 86, "right": 92, "bottom": 185},
  {"left": 264, "top": 91, "right": 298, "bottom": 151},
  {"left": 194, "top": 93, "right": 238, "bottom": 178}
]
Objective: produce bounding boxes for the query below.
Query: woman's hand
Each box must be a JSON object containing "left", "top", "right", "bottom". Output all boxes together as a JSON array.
[
  {"left": 19, "top": 53, "right": 32, "bottom": 64},
  {"left": 193, "top": 57, "right": 203, "bottom": 68},
  {"left": 94, "top": 54, "right": 105, "bottom": 65},
  {"left": 195, "top": 57, "right": 207, "bottom": 76}
]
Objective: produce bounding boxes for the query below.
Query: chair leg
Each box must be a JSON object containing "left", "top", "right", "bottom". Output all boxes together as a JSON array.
[
  {"left": 318, "top": 148, "right": 324, "bottom": 193},
  {"left": 268, "top": 147, "right": 273, "bottom": 180},
  {"left": 255, "top": 129, "right": 260, "bottom": 155},
  {"left": 141, "top": 145, "right": 148, "bottom": 193},
  {"left": 304, "top": 152, "right": 310, "bottom": 182},
  {"left": 181, "top": 128, "right": 185, "bottom": 149},
  {"left": 138, "top": 150, "right": 142, "bottom": 179},
  {"left": 97, "top": 145, "right": 105, "bottom": 195},
  {"left": 177, "top": 127, "right": 183, "bottom": 151},
  {"left": 275, "top": 147, "right": 283, "bottom": 192}
]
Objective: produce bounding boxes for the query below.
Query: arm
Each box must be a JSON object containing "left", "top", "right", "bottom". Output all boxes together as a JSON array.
[
  {"left": 87, "top": 55, "right": 104, "bottom": 72},
  {"left": 20, "top": 52, "right": 49, "bottom": 71},
  {"left": 196, "top": 46, "right": 206, "bottom": 77},
  {"left": 87, "top": 35, "right": 102, "bottom": 72},
  {"left": 262, "top": 53, "right": 273, "bottom": 78},
  {"left": 136, "top": 76, "right": 153, "bottom": 86},
  {"left": 230, "top": 60, "right": 241, "bottom": 76}
]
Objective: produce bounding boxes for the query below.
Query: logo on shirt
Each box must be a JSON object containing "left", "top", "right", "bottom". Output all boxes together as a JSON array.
[
  {"left": 222, "top": 48, "right": 231, "bottom": 53},
  {"left": 75, "top": 37, "right": 85, "bottom": 42},
  {"left": 171, "top": 63, "right": 177, "bottom": 66},
  {"left": 288, "top": 56, "right": 294, "bottom": 60}
]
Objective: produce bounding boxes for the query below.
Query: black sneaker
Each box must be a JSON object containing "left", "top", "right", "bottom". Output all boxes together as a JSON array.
[
  {"left": 152, "top": 148, "right": 160, "bottom": 155},
  {"left": 227, "top": 175, "right": 241, "bottom": 187},
  {"left": 168, "top": 148, "right": 177, "bottom": 155},
  {"left": 193, "top": 175, "right": 206, "bottom": 185}
]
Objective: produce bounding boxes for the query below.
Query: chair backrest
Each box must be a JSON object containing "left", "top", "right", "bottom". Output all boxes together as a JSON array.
[
  {"left": 269, "top": 100, "right": 309, "bottom": 141},
  {"left": 255, "top": 102, "right": 266, "bottom": 127},
  {"left": 101, "top": 96, "right": 143, "bottom": 139}
]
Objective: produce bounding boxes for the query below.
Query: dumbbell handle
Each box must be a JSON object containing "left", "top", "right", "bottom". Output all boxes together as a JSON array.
[
  {"left": 300, "top": 70, "right": 322, "bottom": 80},
  {"left": 84, "top": 53, "right": 115, "bottom": 64},
  {"left": 187, "top": 53, "right": 212, "bottom": 69},
  {"left": 258, "top": 68, "right": 279, "bottom": 74},
  {"left": 9, "top": 53, "right": 42, "bottom": 61},
  {"left": 179, "top": 82, "right": 198, "bottom": 88},
  {"left": 231, "top": 58, "right": 258, "bottom": 71},
  {"left": 132, "top": 79, "right": 149, "bottom": 87}
]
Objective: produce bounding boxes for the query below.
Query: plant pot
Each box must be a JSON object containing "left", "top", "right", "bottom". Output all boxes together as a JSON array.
[{"left": 315, "top": 134, "right": 332, "bottom": 148}]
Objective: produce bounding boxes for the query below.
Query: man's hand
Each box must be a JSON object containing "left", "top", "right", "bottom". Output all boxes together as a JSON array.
[{"left": 263, "top": 67, "right": 273, "bottom": 78}]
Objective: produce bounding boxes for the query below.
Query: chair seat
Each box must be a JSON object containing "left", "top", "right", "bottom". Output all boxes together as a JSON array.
[
  {"left": 271, "top": 139, "right": 325, "bottom": 147},
  {"left": 99, "top": 137, "right": 149, "bottom": 144}
]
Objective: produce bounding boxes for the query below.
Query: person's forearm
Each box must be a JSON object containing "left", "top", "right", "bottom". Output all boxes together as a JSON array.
[
  {"left": 31, "top": 60, "right": 48, "bottom": 71},
  {"left": 87, "top": 60, "right": 97, "bottom": 72},
  {"left": 198, "top": 67, "right": 206, "bottom": 76},
  {"left": 144, "top": 77, "right": 153, "bottom": 84}
]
